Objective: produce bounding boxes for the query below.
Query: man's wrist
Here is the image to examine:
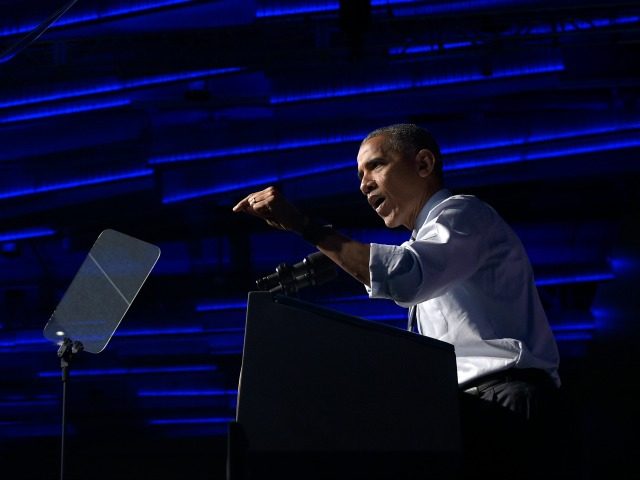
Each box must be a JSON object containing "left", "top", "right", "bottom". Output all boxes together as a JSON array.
[{"left": 299, "top": 217, "right": 334, "bottom": 245}]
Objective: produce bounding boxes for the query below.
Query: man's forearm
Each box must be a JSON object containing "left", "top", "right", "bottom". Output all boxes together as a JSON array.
[
  {"left": 312, "top": 230, "right": 371, "bottom": 287},
  {"left": 232, "top": 186, "right": 371, "bottom": 286}
]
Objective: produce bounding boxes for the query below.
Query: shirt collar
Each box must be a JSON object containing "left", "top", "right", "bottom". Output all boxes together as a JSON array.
[{"left": 410, "top": 188, "right": 452, "bottom": 240}]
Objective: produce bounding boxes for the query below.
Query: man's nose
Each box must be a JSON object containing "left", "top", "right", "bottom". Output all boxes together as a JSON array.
[{"left": 360, "top": 176, "right": 375, "bottom": 195}]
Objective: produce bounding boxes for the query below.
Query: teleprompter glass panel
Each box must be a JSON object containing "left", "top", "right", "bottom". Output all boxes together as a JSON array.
[{"left": 43, "top": 229, "right": 160, "bottom": 353}]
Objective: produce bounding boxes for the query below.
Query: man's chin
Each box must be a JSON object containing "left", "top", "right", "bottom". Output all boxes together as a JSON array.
[{"left": 382, "top": 216, "right": 400, "bottom": 228}]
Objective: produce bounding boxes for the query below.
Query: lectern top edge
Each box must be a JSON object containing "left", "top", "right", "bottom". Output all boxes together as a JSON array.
[{"left": 248, "top": 291, "right": 454, "bottom": 353}]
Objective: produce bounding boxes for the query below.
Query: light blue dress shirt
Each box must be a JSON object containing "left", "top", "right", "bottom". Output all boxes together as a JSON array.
[{"left": 367, "top": 189, "right": 560, "bottom": 387}]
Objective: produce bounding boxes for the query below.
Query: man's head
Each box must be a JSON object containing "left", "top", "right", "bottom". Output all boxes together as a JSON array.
[{"left": 357, "top": 124, "right": 443, "bottom": 230}]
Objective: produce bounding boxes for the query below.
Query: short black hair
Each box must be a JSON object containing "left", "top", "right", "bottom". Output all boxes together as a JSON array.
[{"left": 362, "top": 124, "right": 443, "bottom": 179}]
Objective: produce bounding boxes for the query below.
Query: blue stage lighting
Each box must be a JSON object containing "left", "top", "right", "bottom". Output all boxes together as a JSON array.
[
  {"left": 270, "top": 61, "right": 563, "bottom": 104},
  {"left": 0, "top": 169, "right": 153, "bottom": 200},
  {"left": 0, "top": 67, "right": 241, "bottom": 110},
  {"left": 0, "top": 99, "right": 130, "bottom": 124},
  {"left": 0, "top": 423, "right": 62, "bottom": 438},
  {"left": 162, "top": 125, "right": 639, "bottom": 203},
  {"left": 446, "top": 137, "right": 640, "bottom": 171},
  {"left": 148, "top": 417, "right": 234, "bottom": 425},
  {"left": 391, "top": 0, "right": 540, "bottom": 17},
  {"left": 590, "top": 307, "right": 618, "bottom": 319},
  {"left": 256, "top": 1, "right": 340, "bottom": 17},
  {"left": 162, "top": 161, "right": 353, "bottom": 203},
  {"left": 389, "top": 15, "right": 640, "bottom": 56},
  {"left": 115, "top": 327, "right": 204, "bottom": 337},
  {"left": 389, "top": 40, "right": 473, "bottom": 55},
  {"left": 152, "top": 121, "right": 640, "bottom": 168},
  {"left": 551, "top": 323, "right": 596, "bottom": 332},
  {"left": 38, "top": 365, "right": 217, "bottom": 378},
  {"left": 445, "top": 122, "right": 640, "bottom": 155},
  {"left": 195, "top": 300, "right": 248, "bottom": 312},
  {"left": 553, "top": 332, "right": 593, "bottom": 341},
  {"left": 0, "top": 228, "right": 55, "bottom": 242},
  {"left": 0, "top": 52, "right": 15, "bottom": 63},
  {"left": 609, "top": 257, "right": 640, "bottom": 275},
  {"left": 0, "top": 0, "right": 196, "bottom": 38},
  {"left": 150, "top": 134, "right": 363, "bottom": 165},
  {"left": 139, "top": 389, "right": 237, "bottom": 397},
  {"left": 0, "top": 399, "right": 58, "bottom": 408},
  {"left": 528, "top": 15, "right": 640, "bottom": 34},
  {"left": 256, "top": 0, "right": 421, "bottom": 18},
  {"left": 0, "top": 335, "right": 48, "bottom": 348},
  {"left": 116, "top": 327, "right": 243, "bottom": 337},
  {"left": 535, "top": 272, "right": 615, "bottom": 286}
]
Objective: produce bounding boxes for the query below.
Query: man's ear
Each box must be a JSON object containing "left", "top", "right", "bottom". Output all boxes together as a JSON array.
[{"left": 415, "top": 149, "right": 436, "bottom": 178}]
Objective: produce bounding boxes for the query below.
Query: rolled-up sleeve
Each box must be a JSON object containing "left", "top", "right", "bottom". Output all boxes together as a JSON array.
[{"left": 368, "top": 199, "right": 494, "bottom": 307}]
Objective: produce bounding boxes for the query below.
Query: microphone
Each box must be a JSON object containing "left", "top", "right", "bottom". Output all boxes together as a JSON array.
[{"left": 256, "top": 251, "right": 337, "bottom": 295}]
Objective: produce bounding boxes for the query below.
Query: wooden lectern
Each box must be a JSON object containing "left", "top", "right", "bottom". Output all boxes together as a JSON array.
[{"left": 228, "top": 292, "right": 461, "bottom": 479}]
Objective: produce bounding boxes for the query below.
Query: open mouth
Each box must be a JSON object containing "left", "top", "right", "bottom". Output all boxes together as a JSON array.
[{"left": 373, "top": 197, "right": 385, "bottom": 212}]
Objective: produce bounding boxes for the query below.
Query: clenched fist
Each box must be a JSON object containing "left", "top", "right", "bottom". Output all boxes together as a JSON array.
[{"left": 232, "top": 186, "right": 307, "bottom": 233}]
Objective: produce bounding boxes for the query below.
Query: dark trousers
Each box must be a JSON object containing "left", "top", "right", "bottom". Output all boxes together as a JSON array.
[{"left": 458, "top": 369, "right": 560, "bottom": 480}]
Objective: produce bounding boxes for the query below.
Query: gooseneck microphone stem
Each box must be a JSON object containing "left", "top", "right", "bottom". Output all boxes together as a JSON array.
[{"left": 256, "top": 251, "right": 337, "bottom": 295}]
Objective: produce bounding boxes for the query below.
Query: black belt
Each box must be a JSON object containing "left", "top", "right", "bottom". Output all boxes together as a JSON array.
[{"left": 462, "top": 368, "right": 552, "bottom": 395}]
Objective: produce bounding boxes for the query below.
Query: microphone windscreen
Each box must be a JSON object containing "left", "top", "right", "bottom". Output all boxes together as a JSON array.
[{"left": 304, "top": 252, "right": 337, "bottom": 286}]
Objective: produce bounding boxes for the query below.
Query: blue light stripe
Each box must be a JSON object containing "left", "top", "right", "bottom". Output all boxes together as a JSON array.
[
  {"left": 163, "top": 133, "right": 638, "bottom": 203},
  {"left": 162, "top": 161, "right": 353, "bottom": 203},
  {"left": 0, "top": 336, "right": 48, "bottom": 348},
  {"left": 0, "top": 327, "right": 243, "bottom": 349},
  {"left": 0, "top": 67, "right": 241, "bottom": 110},
  {"left": 0, "top": 0, "right": 196, "bottom": 38},
  {"left": 139, "top": 389, "right": 237, "bottom": 397},
  {"left": 0, "top": 399, "right": 58, "bottom": 407},
  {"left": 116, "top": 327, "right": 204, "bottom": 337},
  {"left": 195, "top": 301, "right": 248, "bottom": 312},
  {"left": 115, "top": 327, "right": 243, "bottom": 336},
  {"left": 148, "top": 417, "right": 234, "bottom": 425},
  {"left": 270, "top": 61, "right": 563, "bottom": 104},
  {"left": 444, "top": 123, "right": 640, "bottom": 155},
  {"left": 150, "top": 134, "right": 363, "bottom": 165},
  {"left": 151, "top": 121, "right": 640, "bottom": 167},
  {"left": 535, "top": 272, "right": 615, "bottom": 286},
  {"left": 527, "top": 15, "right": 640, "bottom": 34},
  {"left": 0, "top": 228, "right": 55, "bottom": 242},
  {"left": 391, "top": 0, "right": 540, "bottom": 17},
  {"left": 551, "top": 323, "right": 596, "bottom": 332},
  {"left": 256, "top": 0, "right": 419, "bottom": 18},
  {"left": 0, "top": 52, "right": 15, "bottom": 63},
  {"left": 0, "top": 99, "right": 130, "bottom": 124},
  {"left": 446, "top": 138, "right": 640, "bottom": 171},
  {"left": 0, "top": 169, "right": 153, "bottom": 201},
  {"left": 389, "top": 40, "right": 475, "bottom": 55},
  {"left": 38, "top": 365, "right": 217, "bottom": 378},
  {"left": 554, "top": 332, "right": 593, "bottom": 341},
  {"left": 389, "top": 15, "right": 640, "bottom": 56},
  {"left": 256, "top": 2, "right": 339, "bottom": 17}
]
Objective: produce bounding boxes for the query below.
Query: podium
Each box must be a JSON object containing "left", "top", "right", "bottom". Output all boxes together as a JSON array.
[{"left": 229, "top": 292, "right": 461, "bottom": 479}]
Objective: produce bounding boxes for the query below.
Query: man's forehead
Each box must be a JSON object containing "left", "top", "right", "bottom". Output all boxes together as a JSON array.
[{"left": 357, "top": 135, "right": 388, "bottom": 164}]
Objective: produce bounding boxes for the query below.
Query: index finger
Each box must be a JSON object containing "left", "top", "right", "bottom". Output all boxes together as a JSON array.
[{"left": 232, "top": 194, "right": 253, "bottom": 212}]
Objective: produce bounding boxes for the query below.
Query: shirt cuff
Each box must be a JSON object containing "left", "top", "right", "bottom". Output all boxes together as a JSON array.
[{"left": 368, "top": 242, "right": 404, "bottom": 299}]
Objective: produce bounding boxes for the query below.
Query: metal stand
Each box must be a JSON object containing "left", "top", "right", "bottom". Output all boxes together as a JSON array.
[{"left": 57, "top": 338, "right": 84, "bottom": 480}]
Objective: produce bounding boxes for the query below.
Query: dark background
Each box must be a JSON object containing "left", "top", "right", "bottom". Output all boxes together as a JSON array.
[{"left": 1, "top": 1, "right": 639, "bottom": 478}]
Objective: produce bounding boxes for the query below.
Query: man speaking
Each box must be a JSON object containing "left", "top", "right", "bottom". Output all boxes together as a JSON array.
[{"left": 233, "top": 123, "right": 560, "bottom": 477}]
